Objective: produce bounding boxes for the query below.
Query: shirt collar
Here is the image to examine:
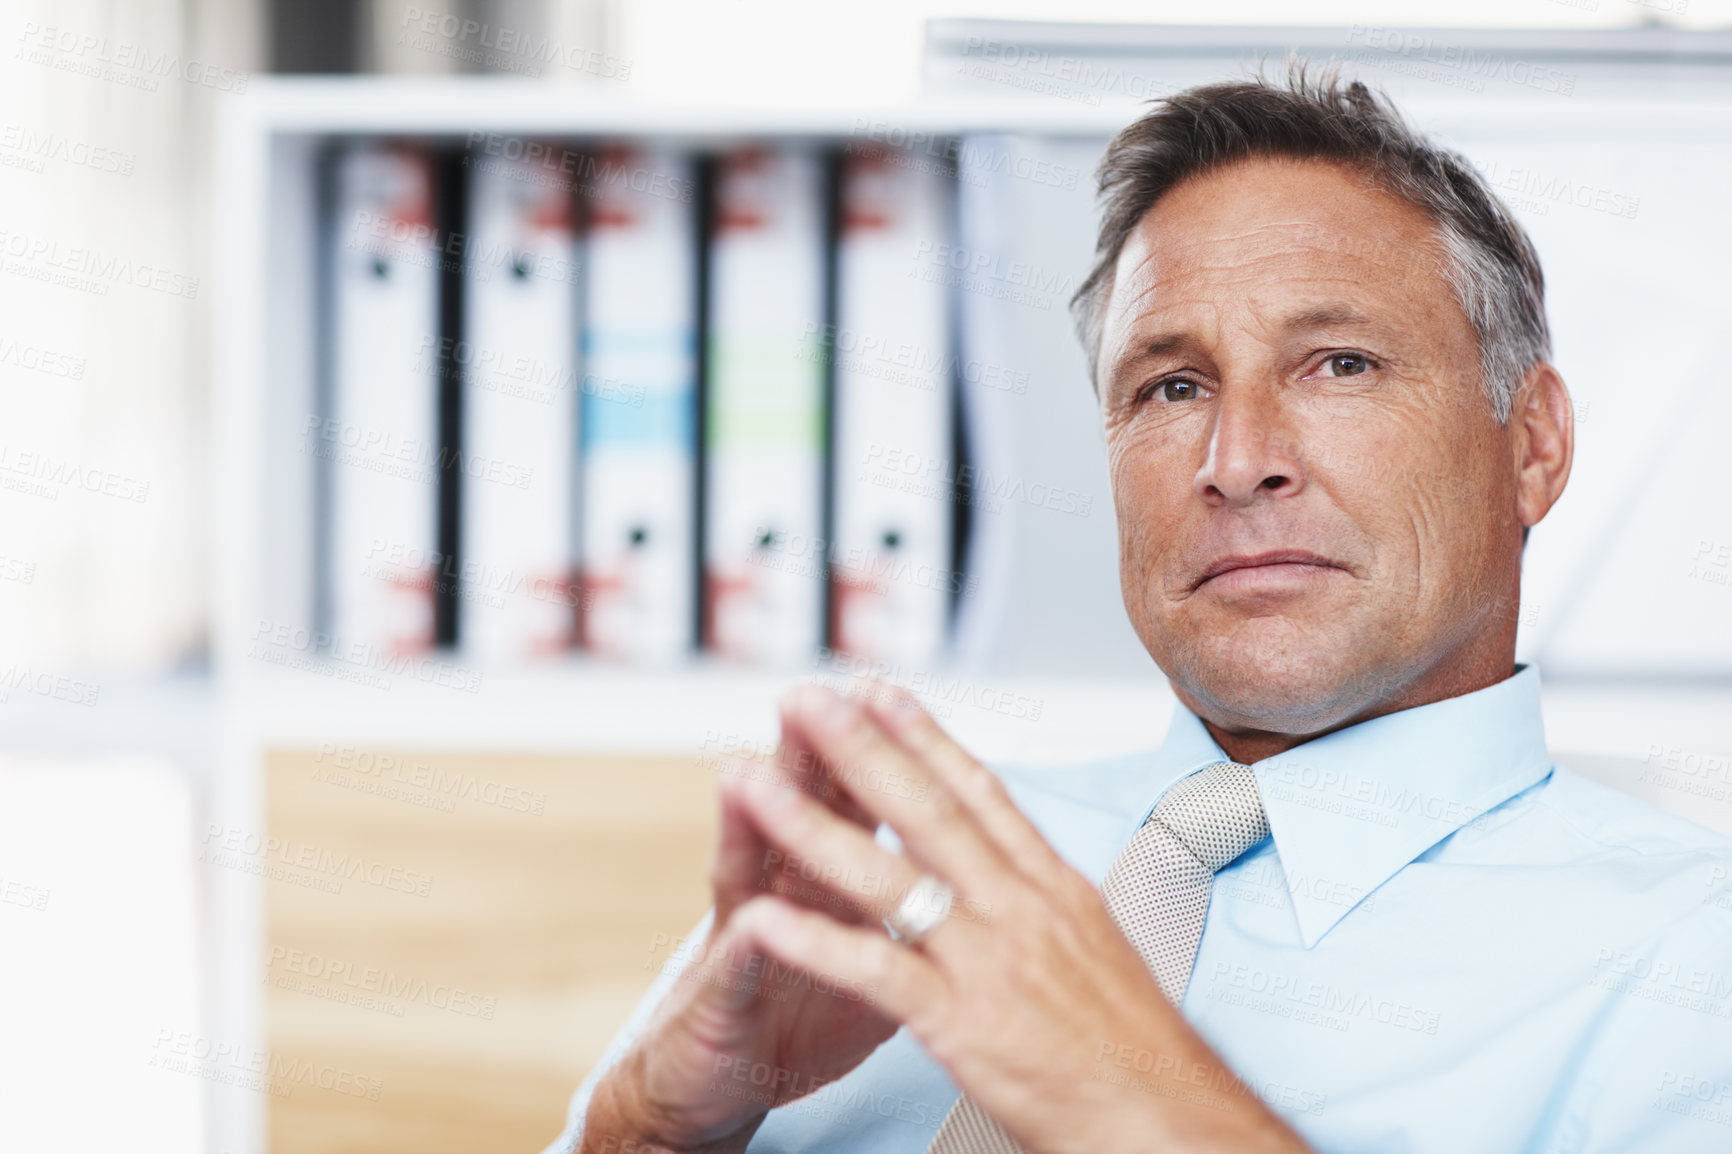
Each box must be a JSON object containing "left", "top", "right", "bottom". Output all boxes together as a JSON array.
[{"left": 1144, "top": 665, "right": 1554, "bottom": 948}]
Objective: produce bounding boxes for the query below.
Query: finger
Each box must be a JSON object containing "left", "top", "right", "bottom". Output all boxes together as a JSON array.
[
  {"left": 728, "top": 894, "right": 950, "bottom": 1034},
  {"left": 775, "top": 695, "right": 878, "bottom": 830},
  {"left": 779, "top": 683, "right": 1008, "bottom": 894},
  {"left": 718, "top": 758, "right": 877, "bottom": 929},
  {"left": 863, "top": 683, "right": 1070, "bottom": 886},
  {"left": 737, "top": 767, "right": 957, "bottom": 933},
  {"left": 710, "top": 766, "right": 781, "bottom": 922}
]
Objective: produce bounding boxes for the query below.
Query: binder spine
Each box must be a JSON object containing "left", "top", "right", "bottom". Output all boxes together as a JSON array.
[
  {"left": 702, "top": 148, "right": 829, "bottom": 665},
  {"left": 828, "top": 145, "right": 959, "bottom": 667},
  {"left": 459, "top": 144, "right": 583, "bottom": 661},
  {"left": 434, "top": 150, "right": 468, "bottom": 649},
  {"left": 577, "top": 147, "right": 700, "bottom": 663},
  {"left": 325, "top": 142, "right": 442, "bottom": 658}
]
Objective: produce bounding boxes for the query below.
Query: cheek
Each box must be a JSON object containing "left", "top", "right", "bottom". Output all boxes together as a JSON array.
[
  {"left": 1307, "top": 397, "right": 1498, "bottom": 587},
  {"left": 1106, "top": 422, "right": 1190, "bottom": 581}
]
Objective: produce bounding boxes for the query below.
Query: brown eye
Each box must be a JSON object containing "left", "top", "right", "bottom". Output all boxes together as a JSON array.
[
  {"left": 1159, "top": 379, "right": 1199, "bottom": 401},
  {"left": 1329, "top": 353, "right": 1368, "bottom": 376}
]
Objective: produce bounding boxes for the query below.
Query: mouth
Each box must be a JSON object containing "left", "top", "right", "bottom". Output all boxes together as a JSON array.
[{"left": 1191, "top": 550, "right": 1348, "bottom": 594}]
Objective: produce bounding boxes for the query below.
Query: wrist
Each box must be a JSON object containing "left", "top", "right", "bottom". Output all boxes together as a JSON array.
[
  {"left": 579, "top": 1054, "right": 767, "bottom": 1154},
  {"left": 580, "top": 1063, "right": 675, "bottom": 1154}
]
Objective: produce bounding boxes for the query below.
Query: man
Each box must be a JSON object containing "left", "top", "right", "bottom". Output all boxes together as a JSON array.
[{"left": 550, "top": 70, "right": 1732, "bottom": 1154}]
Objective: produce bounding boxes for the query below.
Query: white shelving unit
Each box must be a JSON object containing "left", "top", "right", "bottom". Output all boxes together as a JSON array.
[{"left": 206, "top": 78, "right": 1159, "bottom": 1154}]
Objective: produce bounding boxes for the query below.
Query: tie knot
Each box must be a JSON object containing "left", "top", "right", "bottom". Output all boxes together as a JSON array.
[{"left": 1150, "top": 760, "right": 1269, "bottom": 872}]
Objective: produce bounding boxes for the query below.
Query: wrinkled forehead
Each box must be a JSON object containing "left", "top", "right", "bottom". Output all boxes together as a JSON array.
[{"left": 1102, "top": 159, "right": 1451, "bottom": 351}]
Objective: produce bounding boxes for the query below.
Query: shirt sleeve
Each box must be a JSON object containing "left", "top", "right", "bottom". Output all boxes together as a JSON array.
[{"left": 541, "top": 908, "right": 717, "bottom": 1154}]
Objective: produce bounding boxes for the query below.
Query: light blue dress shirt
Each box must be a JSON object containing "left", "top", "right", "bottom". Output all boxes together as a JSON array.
[{"left": 550, "top": 666, "right": 1732, "bottom": 1153}]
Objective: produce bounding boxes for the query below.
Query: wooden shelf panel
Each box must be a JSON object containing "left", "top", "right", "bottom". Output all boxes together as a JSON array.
[{"left": 266, "top": 749, "right": 717, "bottom": 1154}]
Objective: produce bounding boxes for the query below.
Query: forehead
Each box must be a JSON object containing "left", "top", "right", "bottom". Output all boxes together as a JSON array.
[{"left": 1104, "top": 156, "right": 1451, "bottom": 343}]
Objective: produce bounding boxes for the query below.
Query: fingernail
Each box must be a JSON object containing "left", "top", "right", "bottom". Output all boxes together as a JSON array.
[{"left": 887, "top": 692, "right": 923, "bottom": 717}]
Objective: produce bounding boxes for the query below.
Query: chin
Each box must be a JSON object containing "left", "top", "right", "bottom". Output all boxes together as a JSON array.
[{"left": 1153, "top": 611, "right": 1399, "bottom": 734}]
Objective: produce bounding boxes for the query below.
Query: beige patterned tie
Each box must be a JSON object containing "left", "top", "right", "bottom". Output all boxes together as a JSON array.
[{"left": 924, "top": 761, "right": 1269, "bottom": 1154}]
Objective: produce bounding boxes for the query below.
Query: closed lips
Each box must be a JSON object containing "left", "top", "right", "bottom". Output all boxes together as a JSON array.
[{"left": 1193, "top": 551, "right": 1344, "bottom": 590}]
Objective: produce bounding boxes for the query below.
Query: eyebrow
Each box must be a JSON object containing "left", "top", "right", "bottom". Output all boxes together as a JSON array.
[
  {"left": 1137, "top": 332, "right": 1193, "bottom": 359},
  {"left": 1281, "top": 304, "right": 1374, "bottom": 332},
  {"left": 1127, "top": 305, "right": 1372, "bottom": 363}
]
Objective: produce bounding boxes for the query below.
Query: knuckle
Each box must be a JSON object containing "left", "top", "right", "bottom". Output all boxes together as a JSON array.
[
  {"left": 896, "top": 710, "right": 941, "bottom": 748},
  {"left": 959, "top": 760, "right": 1005, "bottom": 804},
  {"left": 831, "top": 705, "right": 874, "bottom": 747},
  {"left": 1020, "top": 909, "right": 1087, "bottom": 976},
  {"left": 1055, "top": 869, "right": 1098, "bottom": 908},
  {"left": 734, "top": 893, "right": 778, "bottom": 928},
  {"left": 855, "top": 938, "right": 894, "bottom": 989},
  {"left": 928, "top": 786, "right": 965, "bottom": 823}
]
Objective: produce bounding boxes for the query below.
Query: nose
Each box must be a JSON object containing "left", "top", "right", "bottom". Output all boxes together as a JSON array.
[{"left": 1193, "top": 386, "right": 1306, "bottom": 507}]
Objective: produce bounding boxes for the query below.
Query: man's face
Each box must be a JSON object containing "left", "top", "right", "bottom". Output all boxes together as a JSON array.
[{"left": 1098, "top": 156, "right": 1529, "bottom": 736}]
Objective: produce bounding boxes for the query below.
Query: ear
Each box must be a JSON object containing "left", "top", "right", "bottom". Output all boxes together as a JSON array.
[{"left": 1512, "top": 362, "right": 1574, "bottom": 534}]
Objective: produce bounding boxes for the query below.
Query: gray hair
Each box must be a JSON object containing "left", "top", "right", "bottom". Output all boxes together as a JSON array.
[{"left": 1071, "top": 63, "right": 1550, "bottom": 423}]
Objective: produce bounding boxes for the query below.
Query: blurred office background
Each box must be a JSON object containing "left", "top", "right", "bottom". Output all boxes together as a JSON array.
[{"left": 3, "top": 2, "right": 1732, "bottom": 1153}]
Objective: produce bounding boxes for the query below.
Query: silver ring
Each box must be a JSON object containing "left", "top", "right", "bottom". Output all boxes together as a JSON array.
[{"left": 883, "top": 874, "right": 954, "bottom": 945}]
